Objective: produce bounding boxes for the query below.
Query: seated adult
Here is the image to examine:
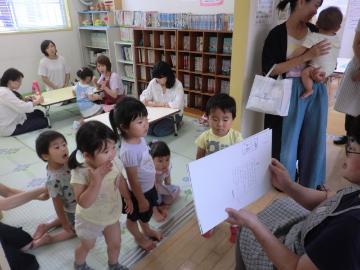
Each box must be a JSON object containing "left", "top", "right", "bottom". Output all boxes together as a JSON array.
[
  {"left": 0, "top": 183, "right": 48, "bottom": 270},
  {"left": 38, "top": 40, "right": 70, "bottom": 91},
  {"left": 140, "top": 61, "right": 184, "bottom": 137},
  {"left": 227, "top": 115, "right": 360, "bottom": 270},
  {"left": 0, "top": 68, "right": 48, "bottom": 137}
]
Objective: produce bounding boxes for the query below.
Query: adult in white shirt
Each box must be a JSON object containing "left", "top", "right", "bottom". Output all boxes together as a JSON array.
[
  {"left": 0, "top": 68, "right": 47, "bottom": 136},
  {"left": 38, "top": 40, "right": 70, "bottom": 91},
  {"left": 140, "top": 61, "right": 184, "bottom": 137}
]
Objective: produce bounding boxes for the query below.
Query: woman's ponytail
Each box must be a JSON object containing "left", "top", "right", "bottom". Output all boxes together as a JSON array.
[
  {"left": 68, "top": 149, "right": 81, "bottom": 170},
  {"left": 277, "top": 0, "right": 291, "bottom": 11},
  {"left": 109, "top": 109, "right": 120, "bottom": 140}
]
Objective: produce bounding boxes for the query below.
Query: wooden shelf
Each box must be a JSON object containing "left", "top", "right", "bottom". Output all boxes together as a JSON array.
[{"left": 133, "top": 28, "right": 232, "bottom": 112}]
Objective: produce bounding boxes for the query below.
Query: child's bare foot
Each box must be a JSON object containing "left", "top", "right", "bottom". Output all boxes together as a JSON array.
[
  {"left": 144, "top": 228, "right": 163, "bottom": 241},
  {"left": 135, "top": 236, "right": 156, "bottom": 251},
  {"left": 153, "top": 207, "right": 166, "bottom": 222},
  {"left": 158, "top": 206, "right": 169, "bottom": 219},
  {"left": 33, "top": 223, "right": 47, "bottom": 240},
  {"left": 31, "top": 233, "right": 52, "bottom": 249}
]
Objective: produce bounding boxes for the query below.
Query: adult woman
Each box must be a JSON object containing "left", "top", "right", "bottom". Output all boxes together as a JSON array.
[
  {"left": 38, "top": 40, "right": 70, "bottom": 91},
  {"left": 333, "top": 19, "right": 360, "bottom": 144},
  {"left": 0, "top": 68, "right": 47, "bottom": 137},
  {"left": 263, "top": 0, "right": 331, "bottom": 188},
  {"left": 0, "top": 183, "right": 48, "bottom": 270},
  {"left": 227, "top": 115, "right": 360, "bottom": 270},
  {"left": 140, "top": 61, "right": 184, "bottom": 137}
]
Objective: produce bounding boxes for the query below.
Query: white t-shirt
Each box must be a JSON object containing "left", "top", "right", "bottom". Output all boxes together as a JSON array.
[
  {"left": 140, "top": 78, "right": 184, "bottom": 114},
  {"left": 97, "top": 72, "right": 125, "bottom": 95},
  {"left": 0, "top": 87, "right": 34, "bottom": 136},
  {"left": 119, "top": 137, "right": 156, "bottom": 193},
  {"left": 286, "top": 35, "right": 306, "bottom": 78},
  {"left": 302, "top": 32, "right": 341, "bottom": 77},
  {"left": 38, "top": 55, "right": 70, "bottom": 91}
]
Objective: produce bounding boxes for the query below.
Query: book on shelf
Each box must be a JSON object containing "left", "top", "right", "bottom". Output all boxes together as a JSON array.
[
  {"left": 123, "top": 81, "right": 134, "bottom": 95},
  {"left": 220, "top": 80, "right": 230, "bottom": 94},
  {"left": 124, "top": 65, "right": 134, "bottom": 78},
  {"left": 161, "top": 53, "right": 166, "bottom": 62},
  {"left": 138, "top": 82, "right": 148, "bottom": 94},
  {"left": 223, "top": 37, "right": 232, "bottom": 54},
  {"left": 119, "top": 27, "right": 133, "bottom": 42},
  {"left": 149, "top": 33, "right": 154, "bottom": 47},
  {"left": 183, "top": 74, "right": 190, "bottom": 88},
  {"left": 183, "top": 36, "right": 190, "bottom": 50},
  {"left": 183, "top": 55, "right": 190, "bottom": 69},
  {"left": 194, "top": 56, "right": 202, "bottom": 72},
  {"left": 208, "top": 37, "right": 217, "bottom": 52},
  {"left": 121, "top": 46, "right": 133, "bottom": 61},
  {"left": 194, "top": 95, "right": 202, "bottom": 109},
  {"left": 222, "top": 59, "right": 231, "bottom": 75},
  {"left": 194, "top": 76, "right": 202, "bottom": 90},
  {"left": 170, "top": 35, "right": 176, "bottom": 49},
  {"left": 140, "top": 66, "right": 146, "bottom": 80},
  {"left": 170, "top": 54, "right": 177, "bottom": 67},
  {"left": 138, "top": 49, "right": 146, "bottom": 63},
  {"left": 147, "top": 50, "right": 155, "bottom": 64},
  {"left": 159, "top": 34, "right": 164, "bottom": 48},
  {"left": 196, "top": 36, "right": 203, "bottom": 52},
  {"left": 208, "top": 58, "right": 216, "bottom": 73},
  {"left": 207, "top": 78, "right": 215, "bottom": 93},
  {"left": 184, "top": 93, "right": 188, "bottom": 107}
]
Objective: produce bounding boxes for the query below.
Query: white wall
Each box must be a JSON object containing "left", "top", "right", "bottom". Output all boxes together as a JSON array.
[
  {"left": 0, "top": 1, "right": 83, "bottom": 93},
  {"left": 122, "top": 0, "right": 234, "bottom": 14}
]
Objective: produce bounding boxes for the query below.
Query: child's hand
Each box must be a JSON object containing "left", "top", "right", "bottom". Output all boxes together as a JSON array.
[
  {"left": 124, "top": 198, "right": 133, "bottom": 214},
  {"left": 36, "top": 187, "right": 49, "bottom": 201},
  {"left": 138, "top": 198, "right": 150, "bottom": 213},
  {"left": 89, "top": 161, "right": 113, "bottom": 183}
]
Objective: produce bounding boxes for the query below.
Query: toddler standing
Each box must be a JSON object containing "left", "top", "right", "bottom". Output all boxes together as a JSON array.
[
  {"left": 69, "top": 121, "right": 132, "bottom": 270},
  {"left": 195, "top": 93, "right": 242, "bottom": 243},
  {"left": 109, "top": 97, "right": 162, "bottom": 251}
]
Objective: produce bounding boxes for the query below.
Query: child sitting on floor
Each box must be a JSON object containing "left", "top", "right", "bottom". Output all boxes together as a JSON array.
[
  {"left": 195, "top": 93, "right": 243, "bottom": 243},
  {"left": 149, "top": 140, "right": 180, "bottom": 222},
  {"left": 33, "top": 130, "right": 77, "bottom": 248},
  {"left": 74, "top": 67, "right": 103, "bottom": 118}
]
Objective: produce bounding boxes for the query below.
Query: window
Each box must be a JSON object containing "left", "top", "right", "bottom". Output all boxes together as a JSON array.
[{"left": 0, "top": 0, "right": 71, "bottom": 33}]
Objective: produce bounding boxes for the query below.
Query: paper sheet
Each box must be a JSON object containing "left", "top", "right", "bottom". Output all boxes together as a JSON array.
[{"left": 188, "top": 129, "right": 273, "bottom": 233}]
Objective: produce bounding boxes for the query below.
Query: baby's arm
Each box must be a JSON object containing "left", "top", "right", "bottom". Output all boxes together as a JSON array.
[
  {"left": 196, "top": 147, "right": 206, "bottom": 159},
  {"left": 52, "top": 196, "right": 73, "bottom": 232},
  {"left": 126, "top": 167, "right": 149, "bottom": 212},
  {"left": 117, "top": 174, "right": 133, "bottom": 214}
]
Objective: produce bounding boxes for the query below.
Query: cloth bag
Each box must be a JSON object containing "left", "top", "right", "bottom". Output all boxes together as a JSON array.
[{"left": 246, "top": 65, "right": 292, "bottom": 116}]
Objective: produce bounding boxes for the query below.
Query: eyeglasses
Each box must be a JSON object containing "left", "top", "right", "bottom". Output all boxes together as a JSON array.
[{"left": 345, "top": 137, "right": 360, "bottom": 156}]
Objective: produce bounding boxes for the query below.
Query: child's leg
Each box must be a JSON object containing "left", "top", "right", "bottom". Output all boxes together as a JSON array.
[
  {"left": 31, "top": 229, "right": 75, "bottom": 249},
  {"left": 33, "top": 218, "right": 61, "bottom": 239},
  {"left": 103, "top": 221, "right": 121, "bottom": 265},
  {"left": 152, "top": 206, "right": 166, "bottom": 222},
  {"left": 75, "top": 238, "right": 96, "bottom": 265},
  {"left": 126, "top": 219, "right": 156, "bottom": 251},
  {"left": 301, "top": 66, "right": 314, "bottom": 98},
  {"left": 139, "top": 221, "right": 162, "bottom": 241}
]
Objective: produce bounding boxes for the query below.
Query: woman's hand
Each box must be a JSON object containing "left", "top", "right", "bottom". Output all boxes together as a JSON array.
[
  {"left": 269, "top": 159, "right": 292, "bottom": 192},
  {"left": 226, "top": 208, "right": 258, "bottom": 228},
  {"left": 304, "top": 40, "right": 331, "bottom": 61},
  {"left": 32, "top": 95, "right": 44, "bottom": 106}
]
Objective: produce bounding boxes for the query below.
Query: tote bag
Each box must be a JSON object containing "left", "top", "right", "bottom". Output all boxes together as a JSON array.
[{"left": 246, "top": 65, "right": 292, "bottom": 116}]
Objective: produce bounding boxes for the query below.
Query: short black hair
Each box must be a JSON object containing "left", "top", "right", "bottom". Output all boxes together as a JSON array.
[
  {"left": 0, "top": 68, "right": 24, "bottom": 87},
  {"left": 348, "top": 115, "right": 360, "bottom": 145},
  {"left": 205, "top": 93, "right": 236, "bottom": 118},
  {"left": 152, "top": 61, "right": 176, "bottom": 89},
  {"left": 96, "top": 55, "right": 112, "bottom": 71},
  {"left": 149, "top": 141, "right": 171, "bottom": 158},
  {"left": 76, "top": 67, "right": 93, "bottom": 80},
  {"left": 109, "top": 97, "right": 148, "bottom": 140},
  {"left": 36, "top": 130, "right": 67, "bottom": 162},
  {"left": 317, "top": 6, "right": 343, "bottom": 32},
  {"left": 40, "top": 40, "right": 56, "bottom": 56}
]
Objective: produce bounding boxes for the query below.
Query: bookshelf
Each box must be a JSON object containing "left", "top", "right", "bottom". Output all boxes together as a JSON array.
[
  {"left": 114, "top": 26, "right": 137, "bottom": 97},
  {"left": 78, "top": 11, "right": 120, "bottom": 72},
  {"left": 133, "top": 28, "right": 232, "bottom": 115},
  {"left": 133, "top": 28, "right": 177, "bottom": 96}
]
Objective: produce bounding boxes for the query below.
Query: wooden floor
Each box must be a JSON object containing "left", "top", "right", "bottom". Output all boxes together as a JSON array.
[{"left": 133, "top": 79, "right": 347, "bottom": 270}]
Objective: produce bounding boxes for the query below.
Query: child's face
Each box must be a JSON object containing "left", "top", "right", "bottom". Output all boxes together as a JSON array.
[
  {"left": 8, "top": 78, "right": 22, "bottom": 91},
  {"left": 153, "top": 155, "right": 170, "bottom": 172},
  {"left": 83, "top": 76, "right": 92, "bottom": 84},
  {"left": 208, "top": 108, "right": 234, "bottom": 137},
  {"left": 125, "top": 116, "right": 149, "bottom": 138},
  {"left": 43, "top": 137, "right": 69, "bottom": 167},
  {"left": 46, "top": 43, "right": 57, "bottom": 57},
  {"left": 97, "top": 64, "right": 107, "bottom": 74},
  {"left": 86, "top": 139, "right": 116, "bottom": 168},
  {"left": 155, "top": 77, "right": 167, "bottom": 87}
]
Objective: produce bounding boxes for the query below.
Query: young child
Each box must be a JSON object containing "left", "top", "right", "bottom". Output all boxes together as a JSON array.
[
  {"left": 195, "top": 93, "right": 242, "bottom": 243},
  {"left": 93, "top": 55, "right": 125, "bottom": 108},
  {"left": 291, "top": 6, "right": 343, "bottom": 98},
  {"left": 74, "top": 67, "right": 103, "bottom": 118},
  {"left": 109, "top": 97, "right": 162, "bottom": 251},
  {"left": 69, "top": 121, "right": 132, "bottom": 270},
  {"left": 149, "top": 140, "right": 180, "bottom": 222},
  {"left": 32, "top": 131, "right": 76, "bottom": 248}
]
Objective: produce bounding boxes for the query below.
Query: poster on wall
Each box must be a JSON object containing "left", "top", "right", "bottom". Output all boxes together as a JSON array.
[
  {"left": 256, "top": 0, "right": 274, "bottom": 25},
  {"left": 346, "top": 0, "right": 360, "bottom": 30},
  {"left": 200, "top": 0, "right": 224, "bottom": 6}
]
